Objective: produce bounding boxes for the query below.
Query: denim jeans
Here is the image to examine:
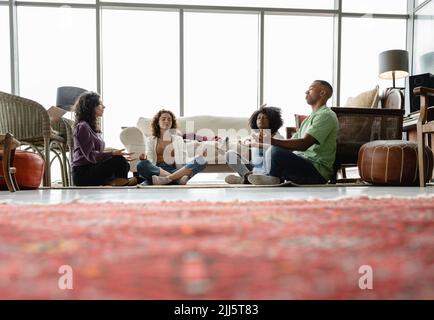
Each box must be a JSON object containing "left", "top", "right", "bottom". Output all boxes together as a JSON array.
[
  {"left": 225, "top": 150, "right": 253, "bottom": 177},
  {"left": 225, "top": 148, "right": 269, "bottom": 177},
  {"left": 136, "top": 156, "right": 207, "bottom": 184},
  {"left": 268, "top": 146, "right": 327, "bottom": 185}
]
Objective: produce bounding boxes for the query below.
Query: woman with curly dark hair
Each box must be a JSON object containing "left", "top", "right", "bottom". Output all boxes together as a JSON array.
[
  {"left": 225, "top": 105, "right": 284, "bottom": 184},
  {"left": 71, "top": 91, "right": 137, "bottom": 186},
  {"left": 136, "top": 109, "right": 207, "bottom": 185}
]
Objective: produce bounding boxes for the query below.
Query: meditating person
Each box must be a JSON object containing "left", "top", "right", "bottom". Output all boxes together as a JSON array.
[
  {"left": 72, "top": 91, "right": 137, "bottom": 187},
  {"left": 136, "top": 109, "right": 208, "bottom": 185},
  {"left": 248, "top": 80, "right": 338, "bottom": 185},
  {"left": 224, "top": 105, "right": 284, "bottom": 184}
]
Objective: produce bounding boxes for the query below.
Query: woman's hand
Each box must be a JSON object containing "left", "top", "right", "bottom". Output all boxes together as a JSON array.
[
  {"left": 251, "top": 130, "right": 271, "bottom": 144},
  {"left": 111, "top": 148, "right": 124, "bottom": 156},
  {"left": 139, "top": 153, "right": 147, "bottom": 160},
  {"left": 250, "top": 130, "right": 272, "bottom": 149},
  {"left": 242, "top": 138, "right": 252, "bottom": 147},
  {"left": 112, "top": 148, "right": 134, "bottom": 157},
  {"left": 194, "top": 146, "right": 207, "bottom": 158}
]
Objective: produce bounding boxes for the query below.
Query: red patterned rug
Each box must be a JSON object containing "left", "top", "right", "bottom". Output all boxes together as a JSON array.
[{"left": 0, "top": 197, "right": 433, "bottom": 299}]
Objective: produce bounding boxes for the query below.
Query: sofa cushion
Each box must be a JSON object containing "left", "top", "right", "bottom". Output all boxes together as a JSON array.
[{"left": 344, "top": 85, "right": 380, "bottom": 108}]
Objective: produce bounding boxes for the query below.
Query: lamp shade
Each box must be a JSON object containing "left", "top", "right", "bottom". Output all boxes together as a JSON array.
[
  {"left": 379, "top": 49, "right": 409, "bottom": 80},
  {"left": 56, "top": 86, "right": 87, "bottom": 111}
]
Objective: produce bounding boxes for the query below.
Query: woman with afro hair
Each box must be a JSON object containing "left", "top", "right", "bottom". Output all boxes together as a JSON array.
[{"left": 225, "top": 105, "right": 284, "bottom": 184}]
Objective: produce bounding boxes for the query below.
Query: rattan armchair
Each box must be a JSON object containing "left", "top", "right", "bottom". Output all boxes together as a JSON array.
[
  {"left": 51, "top": 117, "right": 74, "bottom": 186},
  {"left": 330, "top": 107, "right": 404, "bottom": 182},
  {"left": 0, "top": 91, "right": 67, "bottom": 187}
]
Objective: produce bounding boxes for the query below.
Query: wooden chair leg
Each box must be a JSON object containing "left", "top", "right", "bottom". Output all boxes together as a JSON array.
[
  {"left": 417, "top": 124, "right": 425, "bottom": 187},
  {"left": 10, "top": 149, "right": 19, "bottom": 191},
  {"left": 2, "top": 134, "right": 16, "bottom": 192}
]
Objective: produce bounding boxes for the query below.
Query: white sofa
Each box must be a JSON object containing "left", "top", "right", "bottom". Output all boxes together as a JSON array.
[{"left": 120, "top": 115, "right": 252, "bottom": 173}]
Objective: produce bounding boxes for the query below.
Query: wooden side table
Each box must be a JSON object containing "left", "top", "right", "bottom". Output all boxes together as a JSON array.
[{"left": 0, "top": 133, "right": 21, "bottom": 192}]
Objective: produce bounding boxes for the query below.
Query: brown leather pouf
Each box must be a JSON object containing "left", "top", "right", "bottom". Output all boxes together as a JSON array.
[
  {"left": 0, "top": 150, "right": 45, "bottom": 190},
  {"left": 358, "top": 140, "right": 433, "bottom": 185}
]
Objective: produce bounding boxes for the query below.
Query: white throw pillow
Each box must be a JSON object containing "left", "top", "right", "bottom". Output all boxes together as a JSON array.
[{"left": 345, "top": 85, "right": 380, "bottom": 108}]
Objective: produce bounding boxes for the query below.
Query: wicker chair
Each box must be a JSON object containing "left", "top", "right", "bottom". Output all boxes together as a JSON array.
[
  {"left": 51, "top": 117, "right": 74, "bottom": 186},
  {"left": 330, "top": 107, "right": 404, "bottom": 182},
  {"left": 0, "top": 91, "right": 67, "bottom": 187},
  {"left": 0, "top": 133, "right": 20, "bottom": 192}
]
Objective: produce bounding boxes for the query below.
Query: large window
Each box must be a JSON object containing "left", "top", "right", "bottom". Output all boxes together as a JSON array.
[
  {"left": 0, "top": 5, "right": 10, "bottom": 93},
  {"left": 17, "top": 6, "right": 96, "bottom": 107},
  {"left": 101, "top": 9, "right": 179, "bottom": 148},
  {"left": 3, "top": 1, "right": 416, "bottom": 144},
  {"left": 102, "top": 0, "right": 335, "bottom": 9},
  {"left": 184, "top": 11, "right": 259, "bottom": 117},
  {"left": 343, "top": 0, "right": 408, "bottom": 14},
  {"left": 263, "top": 14, "right": 334, "bottom": 126},
  {"left": 22, "top": 0, "right": 95, "bottom": 3},
  {"left": 413, "top": 1, "right": 434, "bottom": 74},
  {"left": 341, "top": 17, "right": 407, "bottom": 104},
  {"left": 416, "top": 0, "right": 429, "bottom": 7}
]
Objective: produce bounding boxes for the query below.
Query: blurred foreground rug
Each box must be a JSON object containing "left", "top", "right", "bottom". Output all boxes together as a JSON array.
[{"left": 0, "top": 197, "right": 433, "bottom": 299}]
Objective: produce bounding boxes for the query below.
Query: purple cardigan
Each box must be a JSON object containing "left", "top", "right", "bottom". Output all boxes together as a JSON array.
[{"left": 72, "top": 121, "right": 112, "bottom": 168}]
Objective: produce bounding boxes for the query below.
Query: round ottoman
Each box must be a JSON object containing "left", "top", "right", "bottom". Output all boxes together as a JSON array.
[
  {"left": 0, "top": 150, "right": 44, "bottom": 190},
  {"left": 358, "top": 140, "right": 433, "bottom": 186}
]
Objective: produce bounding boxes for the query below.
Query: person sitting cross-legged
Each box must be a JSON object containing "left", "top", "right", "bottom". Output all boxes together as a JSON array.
[
  {"left": 247, "top": 80, "right": 338, "bottom": 186},
  {"left": 224, "top": 105, "right": 284, "bottom": 184},
  {"left": 136, "top": 109, "right": 208, "bottom": 185},
  {"left": 72, "top": 92, "right": 137, "bottom": 187}
]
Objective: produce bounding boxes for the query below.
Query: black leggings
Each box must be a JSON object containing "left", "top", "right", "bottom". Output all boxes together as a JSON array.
[{"left": 72, "top": 156, "right": 130, "bottom": 186}]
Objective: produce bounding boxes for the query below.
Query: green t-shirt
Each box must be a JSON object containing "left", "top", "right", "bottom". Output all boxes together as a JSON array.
[{"left": 291, "top": 105, "right": 339, "bottom": 181}]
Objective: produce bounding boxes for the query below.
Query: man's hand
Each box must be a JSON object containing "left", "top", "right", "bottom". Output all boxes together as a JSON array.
[{"left": 138, "top": 153, "right": 147, "bottom": 160}]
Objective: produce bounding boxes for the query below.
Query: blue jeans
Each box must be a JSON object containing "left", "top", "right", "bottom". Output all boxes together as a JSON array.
[
  {"left": 136, "top": 156, "right": 207, "bottom": 184},
  {"left": 225, "top": 149, "right": 268, "bottom": 177},
  {"left": 267, "top": 146, "right": 327, "bottom": 184}
]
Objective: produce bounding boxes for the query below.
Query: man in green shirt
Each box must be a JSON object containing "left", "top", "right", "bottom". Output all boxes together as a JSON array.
[{"left": 248, "top": 80, "right": 338, "bottom": 185}]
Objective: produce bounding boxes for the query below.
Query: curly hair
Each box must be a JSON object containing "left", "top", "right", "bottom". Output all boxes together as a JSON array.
[
  {"left": 73, "top": 92, "right": 101, "bottom": 133},
  {"left": 151, "top": 109, "right": 177, "bottom": 138},
  {"left": 248, "top": 105, "right": 283, "bottom": 135}
]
